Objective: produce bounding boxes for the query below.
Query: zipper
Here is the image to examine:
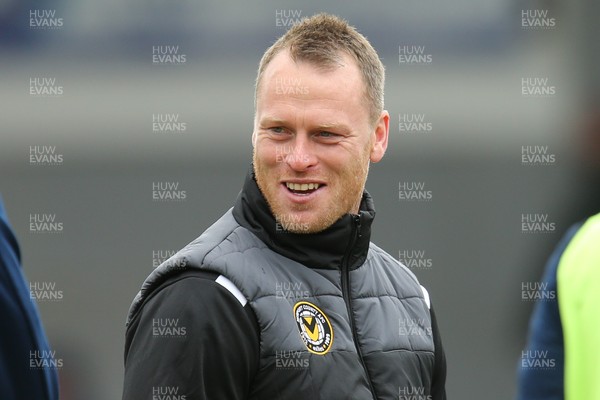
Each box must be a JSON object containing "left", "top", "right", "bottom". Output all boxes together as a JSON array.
[{"left": 341, "top": 214, "right": 376, "bottom": 399}]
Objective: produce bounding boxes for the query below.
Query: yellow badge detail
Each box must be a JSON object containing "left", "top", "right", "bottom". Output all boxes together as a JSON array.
[{"left": 293, "top": 301, "right": 334, "bottom": 355}]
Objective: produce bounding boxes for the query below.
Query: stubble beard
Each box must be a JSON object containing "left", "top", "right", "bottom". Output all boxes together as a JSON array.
[{"left": 253, "top": 148, "right": 370, "bottom": 234}]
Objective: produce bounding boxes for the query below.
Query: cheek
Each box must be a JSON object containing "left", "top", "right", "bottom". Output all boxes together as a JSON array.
[
  {"left": 255, "top": 141, "right": 278, "bottom": 165},
  {"left": 321, "top": 143, "right": 362, "bottom": 169}
]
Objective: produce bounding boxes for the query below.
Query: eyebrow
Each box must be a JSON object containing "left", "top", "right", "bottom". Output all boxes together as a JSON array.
[
  {"left": 317, "top": 122, "right": 349, "bottom": 130},
  {"left": 258, "top": 117, "right": 288, "bottom": 126},
  {"left": 259, "top": 117, "right": 351, "bottom": 132}
]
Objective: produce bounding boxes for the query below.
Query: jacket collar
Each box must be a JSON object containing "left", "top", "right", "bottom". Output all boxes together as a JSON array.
[{"left": 232, "top": 166, "right": 375, "bottom": 270}]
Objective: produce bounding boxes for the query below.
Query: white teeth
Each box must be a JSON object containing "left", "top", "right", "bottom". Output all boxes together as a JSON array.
[{"left": 285, "top": 182, "right": 320, "bottom": 191}]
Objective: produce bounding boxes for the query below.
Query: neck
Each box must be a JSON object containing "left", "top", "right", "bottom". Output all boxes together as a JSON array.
[{"left": 232, "top": 167, "right": 376, "bottom": 270}]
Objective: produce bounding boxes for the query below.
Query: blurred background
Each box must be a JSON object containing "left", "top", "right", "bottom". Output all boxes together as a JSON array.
[{"left": 1, "top": 0, "right": 599, "bottom": 398}]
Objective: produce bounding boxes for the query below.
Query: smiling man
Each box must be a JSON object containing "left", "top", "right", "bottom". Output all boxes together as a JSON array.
[{"left": 123, "top": 14, "right": 446, "bottom": 400}]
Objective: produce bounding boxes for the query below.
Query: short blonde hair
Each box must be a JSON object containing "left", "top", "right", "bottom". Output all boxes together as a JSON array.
[{"left": 255, "top": 13, "right": 385, "bottom": 125}]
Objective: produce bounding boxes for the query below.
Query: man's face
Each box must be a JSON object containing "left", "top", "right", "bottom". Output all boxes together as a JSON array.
[{"left": 253, "top": 50, "right": 389, "bottom": 234}]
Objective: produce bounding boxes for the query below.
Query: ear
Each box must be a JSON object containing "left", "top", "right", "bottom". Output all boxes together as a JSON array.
[
  {"left": 370, "top": 110, "right": 389, "bottom": 163},
  {"left": 252, "top": 130, "right": 257, "bottom": 147}
]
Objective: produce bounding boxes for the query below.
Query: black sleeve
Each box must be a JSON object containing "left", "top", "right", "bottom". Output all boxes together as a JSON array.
[
  {"left": 430, "top": 304, "right": 447, "bottom": 400},
  {"left": 122, "top": 271, "right": 260, "bottom": 400}
]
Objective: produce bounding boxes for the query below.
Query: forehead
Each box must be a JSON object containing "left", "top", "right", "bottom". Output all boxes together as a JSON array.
[{"left": 257, "top": 50, "right": 367, "bottom": 117}]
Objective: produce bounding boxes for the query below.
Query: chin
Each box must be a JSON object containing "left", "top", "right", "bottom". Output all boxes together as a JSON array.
[{"left": 285, "top": 210, "right": 343, "bottom": 234}]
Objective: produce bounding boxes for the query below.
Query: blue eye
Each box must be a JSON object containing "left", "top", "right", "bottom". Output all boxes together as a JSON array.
[
  {"left": 270, "top": 127, "right": 284, "bottom": 133},
  {"left": 318, "top": 131, "right": 336, "bottom": 137}
]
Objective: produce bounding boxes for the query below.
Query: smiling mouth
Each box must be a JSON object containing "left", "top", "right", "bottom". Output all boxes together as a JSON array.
[{"left": 284, "top": 182, "right": 324, "bottom": 195}]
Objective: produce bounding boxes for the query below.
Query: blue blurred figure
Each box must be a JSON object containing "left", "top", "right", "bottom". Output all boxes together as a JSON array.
[{"left": 0, "top": 196, "right": 59, "bottom": 400}]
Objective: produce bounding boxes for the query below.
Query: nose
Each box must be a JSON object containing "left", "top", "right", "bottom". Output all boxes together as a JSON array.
[{"left": 285, "top": 133, "right": 317, "bottom": 172}]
